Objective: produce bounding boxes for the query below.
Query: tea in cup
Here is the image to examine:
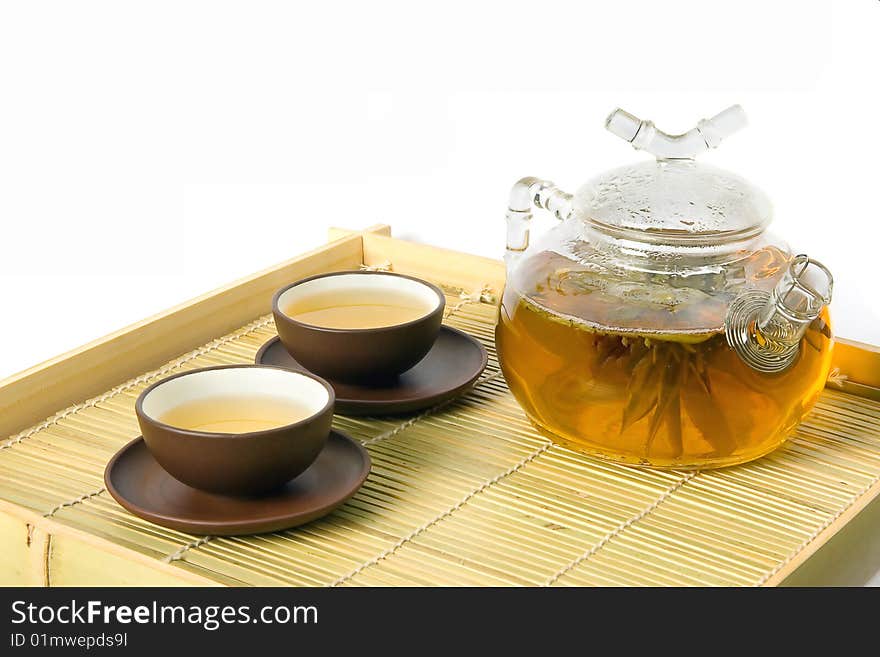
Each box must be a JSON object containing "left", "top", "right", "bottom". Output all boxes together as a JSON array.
[{"left": 272, "top": 271, "right": 445, "bottom": 382}]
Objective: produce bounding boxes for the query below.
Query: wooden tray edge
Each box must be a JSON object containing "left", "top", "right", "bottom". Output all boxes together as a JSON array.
[
  {"left": 763, "top": 475, "right": 880, "bottom": 586},
  {"left": 0, "top": 499, "right": 219, "bottom": 587}
]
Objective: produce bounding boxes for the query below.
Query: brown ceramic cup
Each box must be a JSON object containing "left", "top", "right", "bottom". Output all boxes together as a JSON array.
[
  {"left": 135, "top": 365, "right": 335, "bottom": 496},
  {"left": 272, "top": 271, "right": 445, "bottom": 383}
]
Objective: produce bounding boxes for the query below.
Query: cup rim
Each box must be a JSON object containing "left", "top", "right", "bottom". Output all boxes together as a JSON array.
[
  {"left": 135, "top": 364, "right": 335, "bottom": 439},
  {"left": 272, "top": 270, "right": 445, "bottom": 334}
]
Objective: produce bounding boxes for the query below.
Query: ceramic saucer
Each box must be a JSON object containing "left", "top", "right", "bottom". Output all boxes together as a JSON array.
[
  {"left": 255, "top": 325, "right": 488, "bottom": 415},
  {"left": 104, "top": 430, "right": 370, "bottom": 536}
]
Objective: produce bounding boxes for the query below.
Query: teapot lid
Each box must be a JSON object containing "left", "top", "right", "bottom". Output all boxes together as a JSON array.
[{"left": 572, "top": 106, "right": 772, "bottom": 247}]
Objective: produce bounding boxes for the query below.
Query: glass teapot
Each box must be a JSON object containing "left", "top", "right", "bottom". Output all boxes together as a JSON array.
[{"left": 496, "top": 106, "right": 834, "bottom": 469}]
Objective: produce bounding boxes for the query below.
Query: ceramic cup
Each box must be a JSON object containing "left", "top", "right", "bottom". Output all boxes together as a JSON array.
[
  {"left": 272, "top": 271, "right": 445, "bottom": 382},
  {"left": 135, "top": 365, "right": 334, "bottom": 495}
]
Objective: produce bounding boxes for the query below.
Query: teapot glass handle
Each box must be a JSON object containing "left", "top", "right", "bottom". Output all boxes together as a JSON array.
[{"left": 505, "top": 177, "right": 573, "bottom": 265}]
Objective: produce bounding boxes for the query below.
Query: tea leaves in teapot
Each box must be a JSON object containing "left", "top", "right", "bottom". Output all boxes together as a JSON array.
[
  {"left": 620, "top": 351, "right": 662, "bottom": 433},
  {"left": 681, "top": 377, "right": 737, "bottom": 456},
  {"left": 602, "top": 334, "right": 736, "bottom": 457},
  {"left": 646, "top": 354, "right": 684, "bottom": 452}
]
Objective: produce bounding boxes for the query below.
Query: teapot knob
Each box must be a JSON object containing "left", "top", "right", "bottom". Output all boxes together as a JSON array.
[{"left": 606, "top": 105, "right": 747, "bottom": 160}]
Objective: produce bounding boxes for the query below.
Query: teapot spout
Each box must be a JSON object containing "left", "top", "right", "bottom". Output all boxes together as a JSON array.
[{"left": 726, "top": 255, "right": 833, "bottom": 373}]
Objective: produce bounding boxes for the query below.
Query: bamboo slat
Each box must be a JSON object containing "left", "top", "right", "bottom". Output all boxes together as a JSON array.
[{"left": 1, "top": 232, "right": 879, "bottom": 586}]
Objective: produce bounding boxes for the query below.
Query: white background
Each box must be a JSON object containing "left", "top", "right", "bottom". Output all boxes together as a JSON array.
[{"left": 1, "top": 0, "right": 878, "bottom": 379}]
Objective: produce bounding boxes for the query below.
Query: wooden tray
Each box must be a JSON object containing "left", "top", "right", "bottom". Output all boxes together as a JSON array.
[{"left": 2, "top": 225, "right": 879, "bottom": 586}]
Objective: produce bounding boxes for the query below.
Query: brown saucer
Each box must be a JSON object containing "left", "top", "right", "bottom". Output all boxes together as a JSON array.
[
  {"left": 104, "top": 430, "right": 370, "bottom": 536},
  {"left": 255, "top": 326, "right": 488, "bottom": 416}
]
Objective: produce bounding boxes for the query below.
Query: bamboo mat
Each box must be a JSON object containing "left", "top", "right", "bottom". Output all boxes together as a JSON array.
[{"left": 2, "top": 286, "right": 880, "bottom": 586}]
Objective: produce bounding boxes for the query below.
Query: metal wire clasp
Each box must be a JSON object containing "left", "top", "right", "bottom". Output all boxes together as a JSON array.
[{"left": 725, "top": 255, "right": 833, "bottom": 373}]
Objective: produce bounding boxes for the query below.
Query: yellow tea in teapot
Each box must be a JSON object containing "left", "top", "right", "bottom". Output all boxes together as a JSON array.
[{"left": 496, "top": 251, "right": 834, "bottom": 469}]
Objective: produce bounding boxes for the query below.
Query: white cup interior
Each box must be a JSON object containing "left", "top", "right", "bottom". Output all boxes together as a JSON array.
[
  {"left": 140, "top": 367, "right": 330, "bottom": 425},
  {"left": 276, "top": 273, "right": 441, "bottom": 325}
]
